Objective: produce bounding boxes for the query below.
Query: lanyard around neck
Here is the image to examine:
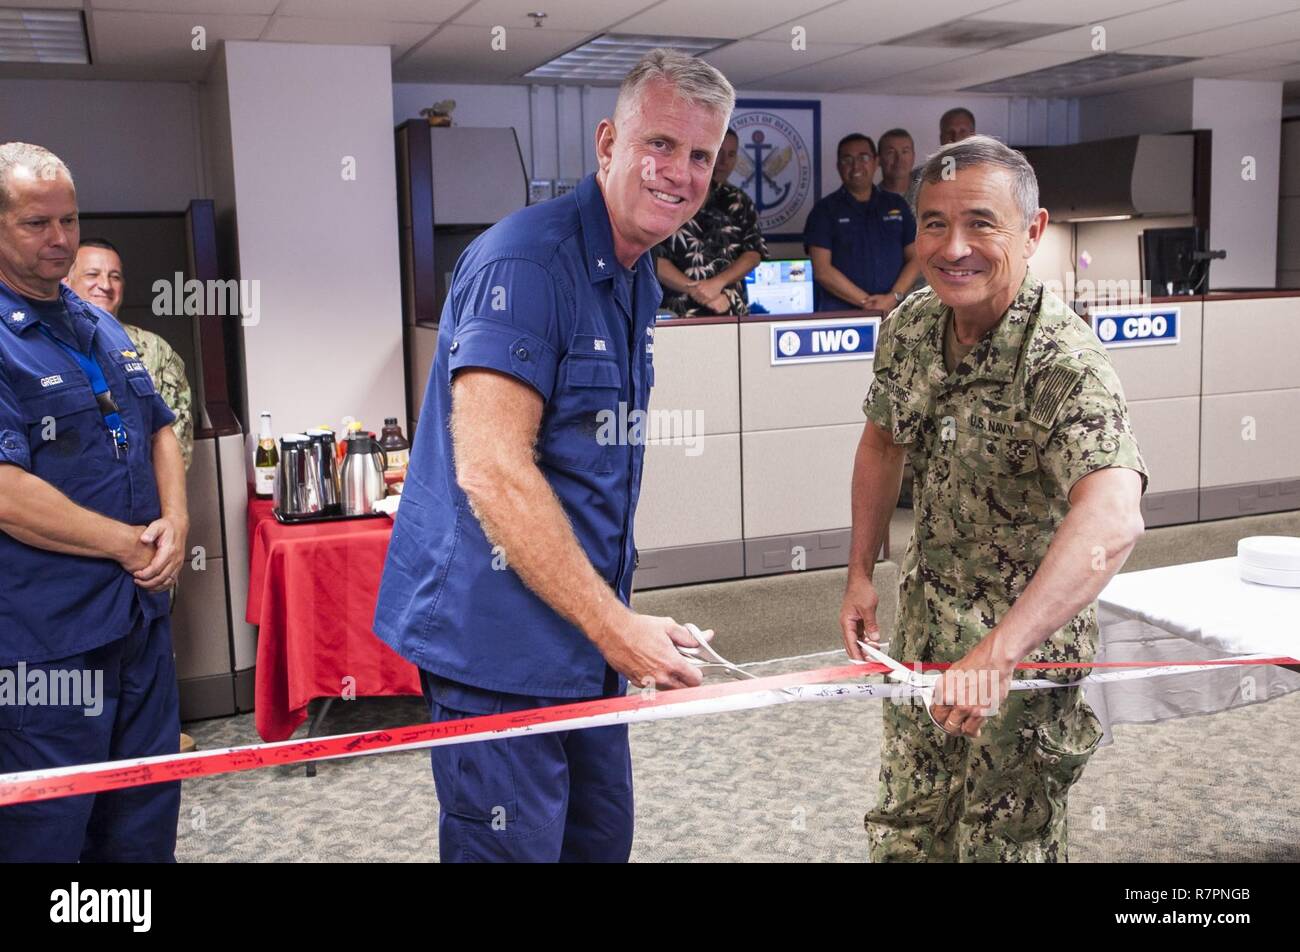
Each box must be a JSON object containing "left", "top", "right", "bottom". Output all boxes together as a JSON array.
[{"left": 37, "top": 322, "right": 129, "bottom": 451}]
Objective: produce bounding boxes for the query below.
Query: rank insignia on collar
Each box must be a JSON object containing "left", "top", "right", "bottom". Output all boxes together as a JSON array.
[
  {"left": 11, "top": 311, "right": 25, "bottom": 322},
  {"left": 121, "top": 350, "right": 138, "bottom": 358}
]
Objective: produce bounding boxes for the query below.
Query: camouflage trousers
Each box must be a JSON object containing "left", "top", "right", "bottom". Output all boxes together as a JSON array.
[{"left": 865, "top": 678, "right": 1103, "bottom": 862}]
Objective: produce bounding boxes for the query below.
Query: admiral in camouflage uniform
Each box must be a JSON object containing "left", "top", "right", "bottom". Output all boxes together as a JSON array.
[
  {"left": 122, "top": 324, "right": 192, "bottom": 470},
  {"left": 845, "top": 137, "right": 1148, "bottom": 862}
]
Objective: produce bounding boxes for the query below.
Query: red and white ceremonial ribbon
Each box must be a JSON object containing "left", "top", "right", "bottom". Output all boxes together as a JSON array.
[{"left": 0, "top": 652, "right": 1294, "bottom": 808}]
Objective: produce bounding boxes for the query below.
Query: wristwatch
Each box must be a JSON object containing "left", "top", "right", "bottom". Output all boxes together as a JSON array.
[{"left": 894, "top": 292, "right": 907, "bottom": 303}]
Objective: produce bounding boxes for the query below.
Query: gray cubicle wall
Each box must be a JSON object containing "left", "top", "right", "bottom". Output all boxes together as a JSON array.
[
  {"left": 633, "top": 320, "right": 744, "bottom": 588},
  {"left": 738, "top": 315, "right": 879, "bottom": 577},
  {"left": 1199, "top": 294, "right": 1300, "bottom": 519},
  {"left": 1088, "top": 300, "right": 1203, "bottom": 528}
]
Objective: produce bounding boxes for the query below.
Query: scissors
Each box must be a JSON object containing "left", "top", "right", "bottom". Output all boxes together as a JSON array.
[
  {"left": 676, "top": 623, "right": 757, "bottom": 681},
  {"left": 856, "top": 639, "right": 959, "bottom": 735}
]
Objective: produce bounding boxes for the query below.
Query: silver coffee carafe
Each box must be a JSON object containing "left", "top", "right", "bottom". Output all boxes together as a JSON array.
[
  {"left": 305, "top": 428, "right": 341, "bottom": 515},
  {"left": 277, "top": 434, "right": 324, "bottom": 516},
  {"left": 340, "top": 433, "right": 388, "bottom": 516}
]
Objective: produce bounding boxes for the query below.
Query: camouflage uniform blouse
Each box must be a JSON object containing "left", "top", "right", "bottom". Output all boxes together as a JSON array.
[
  {"left": 862, "top": 272, "right": 1148, "bottom": 675},
  {"left": 124, "top": 324, "right": 193, "bottom": 470}
]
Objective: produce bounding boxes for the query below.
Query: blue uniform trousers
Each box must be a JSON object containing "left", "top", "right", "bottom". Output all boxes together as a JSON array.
[
  {"left": 0, "top": 612, "right": 181, "bottom": 862},
  {"left": 421, "top": 669, "right": 634, "bottom": 863}
]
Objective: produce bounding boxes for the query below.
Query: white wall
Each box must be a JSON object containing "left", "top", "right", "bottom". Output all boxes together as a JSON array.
[
  {"left": 1075, "top": 214, "right": 1195, "bottom": 294},
  {"left": 1029, "top": 222, "right": 1073, "bottom": 293},
  {"left": 1078, "top": 78, "right": 1284, "bottom": 290},
  {"left": 738, "top": 88, "right": 1073, "bottom": 201},
  {"left": 1191, "top": 79, "right": 1282, "bottom": 290},
  {"left": 222, "top": 41, "right": 405, "bottom": 438},
  {"left": 394, "top": 82, "right": 1076, "bottom": 200},
  {"left": 0, "top": 78, "right": 203, "bottom": 212},
  {"left": 198, "top": 56, "right": 236, "bottom": 233},
  {"left": 1078, "top": 82, "right": 1195, "bottom": 141}
]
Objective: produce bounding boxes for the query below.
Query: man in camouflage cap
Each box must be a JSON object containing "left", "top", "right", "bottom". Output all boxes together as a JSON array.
[
  {"left": 839, "top": 135, "right": 1148, "bottom": 862},
  {"left": 66, "top": 238, "right": 193, "bottom": 469}
]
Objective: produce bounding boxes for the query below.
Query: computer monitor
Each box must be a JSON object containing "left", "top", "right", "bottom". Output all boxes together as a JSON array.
[
  {"left": 1140, "top": 226, "right": 1203, "bottom": 295},
  {"left": 745, "top": 258, "right": 815, "bottom": 315}
]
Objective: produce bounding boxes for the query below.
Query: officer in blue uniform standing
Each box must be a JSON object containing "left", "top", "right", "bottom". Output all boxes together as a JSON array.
[
  {"left": 804, "top": 133, "right": 920, "bottom": 312},
  {"left": 0, "top": 143, "right": 188, "bottom": 862},
  {"left": 374, "top": 50, "right": 734, "bottom": 863}
]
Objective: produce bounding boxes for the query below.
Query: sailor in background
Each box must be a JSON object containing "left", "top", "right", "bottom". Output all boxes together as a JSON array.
[
  {"left": 654, "top": 127, "right": 768, "bottom": 316},
  {"left": 0, "top": 142, "right": 187, "bottom": 861}
]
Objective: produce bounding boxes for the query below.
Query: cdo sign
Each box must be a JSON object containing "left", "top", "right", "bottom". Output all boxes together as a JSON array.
[
  {"left": 771, "top": 317, "right": 879, "bottom": 366},
  {"left": 1089, "top": 306, "right": 1180, "bottom": 348}
]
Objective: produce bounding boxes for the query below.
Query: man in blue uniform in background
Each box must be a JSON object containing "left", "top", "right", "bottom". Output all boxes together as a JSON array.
[
  {"left": 0, "top": 142, "right": 188, "bottom": 862},
  {"left": 374, "top": 50, "right": 734, "bottom": 862},
  {"left": 804, "top": 133, "right": 920, "bottom": 312}
]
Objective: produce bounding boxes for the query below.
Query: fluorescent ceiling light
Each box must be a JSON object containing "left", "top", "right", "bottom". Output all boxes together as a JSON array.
[
  {"left": 0, "top": 7, "right": 89, "bottom": 64},
  {"left": 965, "top": 53, "right": 1194, "bottom": 94},
  {"left": 525, "top": 34, "right": 727, "bottom": 82},
  {"left": 884, "top": 19, "right": 1078, "bottom": 49}
]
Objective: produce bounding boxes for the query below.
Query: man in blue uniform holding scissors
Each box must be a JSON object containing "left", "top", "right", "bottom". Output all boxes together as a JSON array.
[
  {"left": 0, "top": 142, "right": 188, "bottom": 861},
  {"left": 375, "top": 51, "right": 735, "bottom": 862}
]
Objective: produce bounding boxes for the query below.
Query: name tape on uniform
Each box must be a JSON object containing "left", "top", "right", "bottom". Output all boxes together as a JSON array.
[
  {"left": 1089, "top": 306, "right": 1180, "bottom": 348},
  {"left": 771, "top": 317, "right": 879, "bottom": 366}
]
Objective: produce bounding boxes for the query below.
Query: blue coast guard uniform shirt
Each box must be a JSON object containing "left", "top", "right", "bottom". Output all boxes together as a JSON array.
[
  {"left": 0, "top": 281, "right": 175, "bottom": 664},
  {"left": 803, "top": 184, "right": 916, "bottom": 311},
  {"left": 375, "top": 173, "right": 661, "bottom": 697}
]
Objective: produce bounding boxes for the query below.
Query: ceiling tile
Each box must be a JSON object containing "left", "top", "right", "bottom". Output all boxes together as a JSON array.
[
  {"left": 932, "top": 48, "right": 1085, "bottom": 85},
  {"left": 1221, "top": 62, "right": 1300, "bottom": 82},
  {"left": 89, "top": 9, "right": 267, "bottom": 79},
  {"left": 969, "top": 0, "right": 1166, "bottom": 25},
  {"left": 701, "top": 38, "right": 862, "bottom": 87},
  {"left": 85, "top": 0, "right": 278, "bottom": 12},
  {"left": 395, "top": 23, "right": 594, "bottom": 82},
  {"left": 1009, "top": 24, "right": 1104, "bottom": 54},
  {"left": 276, "top": 0, "right": 463, "bottom": 20},
  {"left": 1192, "top": 55, "right": 1298, "bottom": 77},
  {"left": 753, "top": 44, "right": 969, "bottom": 92},
  {"left": 453, "top": 0, "right": 656, "bottom": 31},
  {"left": 262, "top": 17, "right": 434, "bottom": 59},
  {"left": 1126, "top": 10, "right": 1300, "bottom": 59},
  {"left": 1255, "top": 39, "right": 1300, "bottom": 62},
  {"left": 615, "top": 0, "right": 830, "bottom": 39},
  {"left": 753, "top": 0, "right": 1014, "bottom": 46}
]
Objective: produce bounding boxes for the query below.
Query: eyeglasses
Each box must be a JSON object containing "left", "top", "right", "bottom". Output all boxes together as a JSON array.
[{"left": 838, "top": 154, "right": 876, "bottom": 166}]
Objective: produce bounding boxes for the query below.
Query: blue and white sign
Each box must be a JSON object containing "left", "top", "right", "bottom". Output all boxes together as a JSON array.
[
  {"left": 1089, "top": 306, "right": 1180, "bottom": 348},
  {"left": 770, "top": 317, "right": 879, "bottom": 366},
  {"left": 730, "top": 99, "right": 821, "bottom": 242}
]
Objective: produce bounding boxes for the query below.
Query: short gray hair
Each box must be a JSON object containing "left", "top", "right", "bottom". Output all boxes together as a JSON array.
[
  {"left": 615, "top": 48, "right": 735, "bottom": 124},
  {"left": 912, "top": 134, "right": 1039, "bottom": 228},
  {"left": 0, "top": 142, "right": 74, "bottom": 213}
]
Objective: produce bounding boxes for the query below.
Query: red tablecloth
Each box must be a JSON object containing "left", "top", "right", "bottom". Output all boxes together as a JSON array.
[{"left": 246, "top": 497, "right": 420, "bottom": 741}]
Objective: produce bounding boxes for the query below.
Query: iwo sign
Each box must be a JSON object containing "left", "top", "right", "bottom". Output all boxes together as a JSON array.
[
  {"left": 770, "top": 317, "right": 879, "bottom": 366},
  {"left": 1089, "top": 306, "right": 1180, "bottom": 348}
]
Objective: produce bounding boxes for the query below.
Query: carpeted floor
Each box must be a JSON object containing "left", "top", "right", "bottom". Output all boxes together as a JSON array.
[
  {"left": 177, "top": 651, "right": 1300, "bottom": 863},
  {"left": 177, "top": 509, "right": 1300, "bottom": 862}
]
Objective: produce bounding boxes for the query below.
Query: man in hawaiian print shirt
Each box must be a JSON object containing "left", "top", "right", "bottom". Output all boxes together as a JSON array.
[{"left": 654, "top": 128, "right": 768, "bottom": 316}]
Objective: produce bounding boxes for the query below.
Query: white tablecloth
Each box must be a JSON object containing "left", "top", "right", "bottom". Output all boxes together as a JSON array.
[{"left": 1088, "top": 558, "right": 1300, "bottom": 737}]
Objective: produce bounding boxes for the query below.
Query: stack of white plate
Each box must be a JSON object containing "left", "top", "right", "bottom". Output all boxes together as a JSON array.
[{"left": 1237, "top": 536, "right": 1300, "bottom": 588}]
